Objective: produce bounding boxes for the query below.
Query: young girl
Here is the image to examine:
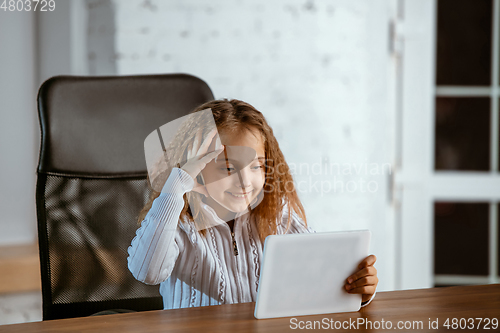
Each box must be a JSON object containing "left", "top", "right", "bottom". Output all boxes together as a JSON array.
[{"left": 127, "top": 99, "right": 378, "bottom": 310}]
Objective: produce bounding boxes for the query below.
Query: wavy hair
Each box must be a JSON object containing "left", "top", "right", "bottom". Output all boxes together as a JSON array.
[{"left": 138, "top": 98, "right": 307, "bottom": 242}]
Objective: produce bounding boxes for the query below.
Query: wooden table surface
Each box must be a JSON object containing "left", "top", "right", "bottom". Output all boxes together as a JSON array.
[{"left": 2, "top": 284, "right": 499, "bottom": 332}]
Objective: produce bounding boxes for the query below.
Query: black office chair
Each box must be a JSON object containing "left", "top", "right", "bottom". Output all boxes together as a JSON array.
[{"left": 35, "top": 73, "right": 214, "bottom": 320}]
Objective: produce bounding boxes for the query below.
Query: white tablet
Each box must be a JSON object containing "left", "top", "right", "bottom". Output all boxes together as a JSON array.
[{"left": 254, "top": 230, "right": 371, "bottom": 319}]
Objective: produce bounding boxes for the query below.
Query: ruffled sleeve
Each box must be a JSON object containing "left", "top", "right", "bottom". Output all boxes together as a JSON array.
[{"left": 127, "top": 168, "right": 194, "bottom": 285}]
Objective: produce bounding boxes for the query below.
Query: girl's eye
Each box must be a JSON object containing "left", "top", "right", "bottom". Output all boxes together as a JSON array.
[{"left": 220, "top": 165, "right": 262, "bottom": 172}]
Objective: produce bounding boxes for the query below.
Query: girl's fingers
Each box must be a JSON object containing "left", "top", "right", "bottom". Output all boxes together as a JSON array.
[
  {"left": 199, "top": 146, "right": 225, "bottom": 164},
  {"left": 345, "top": 276, "right": 378, "bottom": 290},
  {"left": 191, "top": 129, "right": 203, "bottom": 157},
  {"left": 346, "top": 266, "right": 377, "bottom": 284},
  {"left": 187, "top": 128, "right": 218, "bottom": 161},
  {"left": 346, "top": 285, "right": 377, "bottom": 296},
  {"left": 358, "top": 255, "right": 377, "bottom": 269},
  {"left": 196, "top": 128, "right": 219, "bottom": 156},
  {"left": 185, "top": 141, "right": 193, "bottom": 160},
  {"left": 187, "top": 137, "right": 199, "bottom": 160}
]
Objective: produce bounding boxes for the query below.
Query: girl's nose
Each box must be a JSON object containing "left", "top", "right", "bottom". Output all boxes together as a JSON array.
[{"left": 236, "top": 167, "right": 252, "bottom": 189}]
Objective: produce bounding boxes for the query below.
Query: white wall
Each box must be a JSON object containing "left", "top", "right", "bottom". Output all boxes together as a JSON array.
[
  {"left": 37, "top": 0, "right": 88, "bottom": 83},
  {"left": 0, "top": 1, "right": 88, "bottom": 246},
  {"left": 0, "top": 10, "right": 37, "bottom": 245}
]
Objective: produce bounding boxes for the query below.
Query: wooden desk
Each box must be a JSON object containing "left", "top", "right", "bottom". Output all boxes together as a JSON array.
[{"left": 2, "top": 284, "right": 499, "bottom": 332}]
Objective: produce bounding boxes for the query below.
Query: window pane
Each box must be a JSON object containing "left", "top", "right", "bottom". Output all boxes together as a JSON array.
[
  {"left": 435, "top": 97, "right": 491, "bottom": 171},
  {"left": 434, "top": 202, "right": 489, "bottom": 276},
  {"left": 436, "top": 0, "right": 492, "bottom": 86}
]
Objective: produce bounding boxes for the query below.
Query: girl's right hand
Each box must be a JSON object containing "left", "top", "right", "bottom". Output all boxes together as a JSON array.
[{"left": 180, "top": 128, "right": 224, "bottom": 197}]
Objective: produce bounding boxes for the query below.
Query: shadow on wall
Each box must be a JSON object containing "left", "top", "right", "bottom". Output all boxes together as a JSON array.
[{"left": 87, "top": 0, "right": 117, "bottom": 75}]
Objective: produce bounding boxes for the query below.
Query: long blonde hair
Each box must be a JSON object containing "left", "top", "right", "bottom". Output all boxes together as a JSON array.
[{"left": 138, "top": 98, "right": 307, "bottom": 242}]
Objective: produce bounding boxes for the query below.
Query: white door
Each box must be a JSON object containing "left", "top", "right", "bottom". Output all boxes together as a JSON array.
[{"left": 397, "top": 0, "right": 500, "bottom": 289}]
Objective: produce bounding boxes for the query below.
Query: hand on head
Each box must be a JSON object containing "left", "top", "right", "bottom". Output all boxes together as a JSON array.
[{"left": 180, "top": 128, "right": 224, "bottom": 197}]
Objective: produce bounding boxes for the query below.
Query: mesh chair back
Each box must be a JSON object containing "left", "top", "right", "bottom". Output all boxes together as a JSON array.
[{"left": 36, "top": 74, "right": 214, "bottom": 320}]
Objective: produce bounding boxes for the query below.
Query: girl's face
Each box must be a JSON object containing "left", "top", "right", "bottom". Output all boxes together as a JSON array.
[{"left": 201, "top": 128, "right": 266, "bottom": 219}]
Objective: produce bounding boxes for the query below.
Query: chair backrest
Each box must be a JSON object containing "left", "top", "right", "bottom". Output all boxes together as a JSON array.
[{"left": 36, "top": 74, "right": 214, "bottom": 320}]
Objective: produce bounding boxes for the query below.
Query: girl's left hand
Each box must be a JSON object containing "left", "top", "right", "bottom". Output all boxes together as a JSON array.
[{"left": 344, "top": 254, "right": 378, "bottom": 303}]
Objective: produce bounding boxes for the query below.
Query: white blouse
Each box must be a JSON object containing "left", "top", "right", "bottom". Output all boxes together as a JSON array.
[{"left": 127, "top": 167, "right": 375, "bottom": 309}]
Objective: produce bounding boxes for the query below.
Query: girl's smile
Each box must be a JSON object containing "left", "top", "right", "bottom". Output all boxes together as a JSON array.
[{"left": 226, "top": 190, "right": 253, "bottom": 198}]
